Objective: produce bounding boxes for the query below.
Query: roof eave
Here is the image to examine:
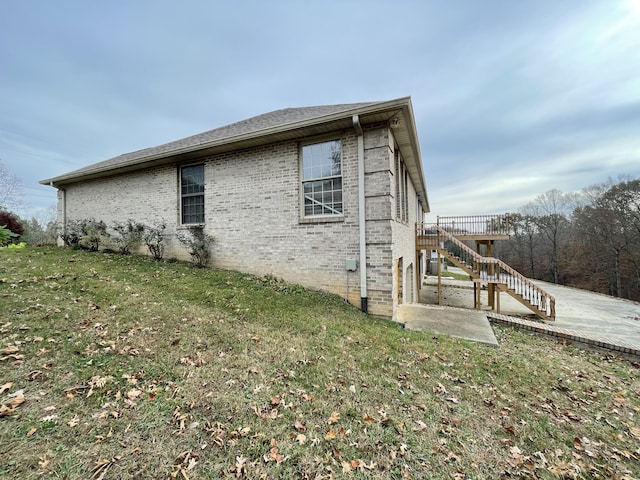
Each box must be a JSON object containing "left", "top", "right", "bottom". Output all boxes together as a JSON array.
[
  {"left": 394, "top": 101, "right": 430, "bottom": 213},
  {"left": 40, "top": 97, "right": 430, "bottom": 208}
]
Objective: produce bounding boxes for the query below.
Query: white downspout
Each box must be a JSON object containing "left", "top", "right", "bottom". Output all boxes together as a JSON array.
[
  {"left": 353, "top": 115, "right": 368, "bottom": 313},
  {"left": 51, "top": 182, "right": 66, "bottom": 247}
]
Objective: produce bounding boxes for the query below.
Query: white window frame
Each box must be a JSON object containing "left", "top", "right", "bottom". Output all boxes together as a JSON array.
[
  {"left": 299, "top": 138, "right": 344, "bottom": 220},
  {"left": 180, "top": 163, "right": 205, "bottom": 225}
]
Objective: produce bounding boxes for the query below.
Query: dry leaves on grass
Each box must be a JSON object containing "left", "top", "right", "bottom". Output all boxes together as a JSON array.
[
  {"left": 263, "top": 446, "right": 288, "bottom": 465},
  {"left": 0, "top": 388, "right": 25, "bottom": 417},
  {"left": 171, "top": 450, "right": 199, "bottom": 479},
  {"left": 0, "top": 381, "right": 14, "bottom": 395},
  {"left": 327, "top": 411, "right": 340, "bottom": 424},
  {"left": 1, "top": 344, "right": 23, "bottom": 363},
  {"left": 90, "top": 456, "right": 121, "bottom": 480},
  {"left": 341, "top": 459, "right": 377, "bottom": 473},
  {"left": 38, "top": 453, "right": 52, "bottom": 470}
]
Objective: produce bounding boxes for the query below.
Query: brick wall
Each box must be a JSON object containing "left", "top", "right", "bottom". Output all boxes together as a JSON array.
[{"left": 58, "top": 125, "right": 422, "bottom": 317}]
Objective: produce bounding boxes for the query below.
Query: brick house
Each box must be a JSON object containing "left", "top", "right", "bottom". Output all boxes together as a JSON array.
[{"left": 41, "top": 97, "right": 429, "bottom": 316}]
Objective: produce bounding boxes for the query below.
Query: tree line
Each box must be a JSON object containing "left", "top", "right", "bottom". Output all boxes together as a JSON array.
[{"left": 494, "top": 177, "right": 640, "bottom": 301}]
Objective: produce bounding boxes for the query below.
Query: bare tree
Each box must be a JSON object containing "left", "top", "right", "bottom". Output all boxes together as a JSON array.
[
  {"left": 597, "top": 179, "right": 640, "bottom": 298},
  {"left": 502, "top": 177, "right": 640, "bottom": 300},
  {"left": 496, "top": 213, "right": 539, "bottom": 278},
  {"left": 0, "top": 160, "right": 23, "bottom": 210},
  {"left": 521, "top": 189, "right": 573, "bottom": 284}
]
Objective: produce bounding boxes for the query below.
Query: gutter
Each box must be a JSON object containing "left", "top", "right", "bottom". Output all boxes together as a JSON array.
[
  {"left": 401, "top": 101, "right": 430, "bottom": 213},
  {"left": 353, "top": 115, "right": 368, "bottom": 313}
]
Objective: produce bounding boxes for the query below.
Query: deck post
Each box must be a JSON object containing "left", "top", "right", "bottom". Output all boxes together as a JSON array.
[
  {"left": 473, "top": 282, "right": 477, "bottom": 309},
  {"left": 437, "top": 249, "right": 442, "bottom": 306},
  {"left": 415, "top": 245, "right": 421, "bottom": 304}
]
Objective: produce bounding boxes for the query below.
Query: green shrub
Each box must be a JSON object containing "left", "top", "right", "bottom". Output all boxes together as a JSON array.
[
  {"left": 0, "top": 211, "right": 24, "bottom": 243},
  {"left": 176, "top": 225, "right": 214, "bottom": 268},
  {"left": 143, "top": 223, "right": 166, "bottom": 260},
  {"left": 59, "top": 219, "right": 83, "bottom": 248},
  {"left": 59, "top": 219, "right": 109, "bottom": 251},
  {"left": 112, "top": 220, "right": 145, "bottom": 255},
  {"left": 82, "top": 219, "right": 109, "bottom": 251},
  {"left": 0, "top": 225, "right": 18, "bottom": 246},
  {"left": 0, "top": 241, "right": 26, "bottom": 250}
]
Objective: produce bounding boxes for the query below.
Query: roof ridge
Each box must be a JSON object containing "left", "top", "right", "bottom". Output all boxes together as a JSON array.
[{"left": 40, "top": 98, "right": 401, "bottom": 184}]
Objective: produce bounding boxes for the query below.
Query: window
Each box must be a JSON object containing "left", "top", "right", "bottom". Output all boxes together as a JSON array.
[
  {"left": 181, "top": 164, "right": 205, "bottom": 224},
  {"left": 394, "top": 149, "right": 408, "bottom": 222},
  {"left": 301, "top": 139, "right": 342, "bottom": 217}
]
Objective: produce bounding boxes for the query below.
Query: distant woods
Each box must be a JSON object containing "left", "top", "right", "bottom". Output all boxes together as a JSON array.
[{"left": 494, "top": 177, "right": 640, "bottom": 301}]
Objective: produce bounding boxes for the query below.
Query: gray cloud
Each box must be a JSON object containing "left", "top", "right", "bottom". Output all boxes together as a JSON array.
[{"left": 1, "top": 0, "right": 639, "bottom": 220}]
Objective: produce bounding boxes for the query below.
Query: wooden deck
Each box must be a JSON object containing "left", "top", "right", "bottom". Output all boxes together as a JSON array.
[
  {"left": 417, "top": 214, "right": 510, "bottom": 248},
  {"left": 415, "top": 214, "right": 556, "bottom": 321}
]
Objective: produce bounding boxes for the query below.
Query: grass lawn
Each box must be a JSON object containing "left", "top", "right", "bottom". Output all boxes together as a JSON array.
[
  {"left": 1, "top": 247, "right": 638, "bottom": 479},
  {"left": 440, "top": 271, "right": 471, "bottom": 281}
]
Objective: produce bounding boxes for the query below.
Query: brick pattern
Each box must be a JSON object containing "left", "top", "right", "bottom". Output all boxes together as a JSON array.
[
  {"left": 58, "top": 124, "right": 423, "bottom": 318},
  {"left": 487, "top": 312, "right": 640, "bottom": 359}
]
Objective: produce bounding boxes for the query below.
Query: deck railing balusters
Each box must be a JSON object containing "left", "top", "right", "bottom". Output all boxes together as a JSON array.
[{"left": 417, "top": 222, "right": 556, "bottom": 320}]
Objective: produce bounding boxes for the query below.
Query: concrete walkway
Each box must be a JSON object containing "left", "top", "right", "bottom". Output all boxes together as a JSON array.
[
  {"left": 394, "top": 303, "right": 498, "bottom": 346},
  {"left": 398, "top": 273, "right": 640, "bottom": 358}
]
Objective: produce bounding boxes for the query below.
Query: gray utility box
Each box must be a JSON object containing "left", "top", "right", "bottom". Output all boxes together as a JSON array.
[{"left": 345, "top": 259, "right": 357, "bottom": 271}]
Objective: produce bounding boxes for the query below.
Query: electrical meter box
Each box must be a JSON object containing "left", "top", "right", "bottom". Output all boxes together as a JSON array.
[{"left": 345, "top": 259, "right": 357, "bottom": 271}]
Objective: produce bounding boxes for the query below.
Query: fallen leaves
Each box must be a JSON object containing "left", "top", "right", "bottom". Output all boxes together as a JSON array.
[
  {"left": 126, "top": 388, "right": 142, "bottom": 400},
  {"left": 0, "top": 381, "right": 13, "bottom": 395},
  {"left": 38, "top": 452, "right": 52, "bottom": 470},
  {"left": 341, "top": 458, "right": 377, "bottom": 473},
  {"left": 324, "top": 429, "right": 336, "bottom": 440},
  {"left": 2, "top": 251, "right": 640, "bottom": 480},
  {"left": 509, "top": 445, "right": 524, "bottom": 467},
  {"left": 251, "top": 404, "right": 279, "bottom": 420},
  {"left": 0, "top": 388, "right": 25, "bottom": 417},
  {"left": 67, "top": 416, "right": 80, "bottom": 428},
  {"left": 1, "top": 344, "right": 23, "bottom": 363},
  {"left": 1, "top": 344, "right": 20, "bottom": 355},
  {"left": 91, "top": 456, "right": 121, "bottom": 480},
  {"left": 263, "top": 445, "right": 288, "bottom": 465},
  {"left": 327, "top": 411, "right": 340, "bottom": 424},
  {"left": 179, "top": 354, "right": 205, "bottom": 367},
  {"left": 171, "top": 450, "right": 198, "bottom": 479}
]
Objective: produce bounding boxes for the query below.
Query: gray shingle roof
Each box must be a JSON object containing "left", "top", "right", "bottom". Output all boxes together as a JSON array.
[
  {"left": 39, "top": 96, "right": 429, "bottom": 211},
  {"left": 41, "top": 101, "right": 383, "bottom": 184}
]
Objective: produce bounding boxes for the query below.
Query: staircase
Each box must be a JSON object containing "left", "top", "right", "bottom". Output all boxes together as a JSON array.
[{"left": 417, "top": 224, "right": 556, "bottom": 321}]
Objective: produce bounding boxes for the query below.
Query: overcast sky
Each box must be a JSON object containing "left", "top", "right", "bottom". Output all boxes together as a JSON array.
[{"left": 2, "top": 0, "right": 639, "bottom": 221}]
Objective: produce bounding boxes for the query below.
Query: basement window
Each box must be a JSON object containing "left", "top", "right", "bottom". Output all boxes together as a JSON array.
[
  {"left": 301, "top": 139, "right": 343, "bottom": 217},
  {"left": 181, "top": 164, "right": 205, "bottom": 224}
]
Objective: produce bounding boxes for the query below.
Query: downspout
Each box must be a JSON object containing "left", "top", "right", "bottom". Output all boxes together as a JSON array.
[
  {"left": 51, "top": 182, "right": 66, "bottom": 246},
  {"left": 353, "top": 115, "right": 368, "bottom": 313}
]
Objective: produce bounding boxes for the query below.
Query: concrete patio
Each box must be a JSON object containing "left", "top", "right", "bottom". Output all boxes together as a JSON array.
[{"left": 394, "top": 271, "right": 640, "bottom": 358}]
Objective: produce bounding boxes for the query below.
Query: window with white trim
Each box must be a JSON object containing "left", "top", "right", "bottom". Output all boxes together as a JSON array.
[
  {"left": 301, "top": 139, "right": 343, "bottom": 217},
  {"left": 395, "top": 149, "right": 408, "bottom": 222},
  {"left": 180, "top": 164, "right": 205, "bottom": 224}
]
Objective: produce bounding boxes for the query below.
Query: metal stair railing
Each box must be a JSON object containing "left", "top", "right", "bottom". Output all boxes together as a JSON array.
[{"left": 417, "top": 224, "right": 556, "bottom": 320}]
